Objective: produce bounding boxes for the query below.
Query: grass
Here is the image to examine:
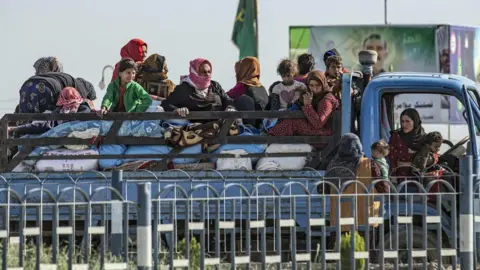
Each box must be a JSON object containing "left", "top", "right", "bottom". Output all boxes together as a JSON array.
[
  {"left": 0, "top": 242, "right": 137, "bottom": 270},
  {"left": 0, "top": 237, "right": 202, "bottom": 270},
  {"left": 0, "top": 240, "right": 342, "bottom": 270}
]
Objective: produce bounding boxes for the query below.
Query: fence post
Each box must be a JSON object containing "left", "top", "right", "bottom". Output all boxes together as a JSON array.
[
  {"left": 111, "top": 170, "right": 124, "bottom": 257},
  {"left": 459, "top": 155, "right": 474, "bottom": 270},
  {"left": 137, "top": 183, "right": 152, "bottom": 270}
]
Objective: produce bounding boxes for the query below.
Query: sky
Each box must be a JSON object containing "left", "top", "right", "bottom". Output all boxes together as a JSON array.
[{"left": 1, "top": 0, "right": 480, "bottom": 113}]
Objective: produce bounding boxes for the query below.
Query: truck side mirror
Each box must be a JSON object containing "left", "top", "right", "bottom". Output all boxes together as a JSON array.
[{"left": 358, "top": 50, "right": 378, "bottom": 68}]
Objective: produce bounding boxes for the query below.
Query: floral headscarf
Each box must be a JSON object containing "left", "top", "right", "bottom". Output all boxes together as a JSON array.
[{"left": 33, "top": 57, "right": 63, "bottom": 75}]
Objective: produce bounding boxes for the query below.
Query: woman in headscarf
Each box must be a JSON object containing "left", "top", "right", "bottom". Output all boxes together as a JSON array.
[
  {"left": 323, "top": 133, "right": 389, "bottom": 255},
  {"left": 111, "top": 38, "right": 148, "bottom": 81},
  {"left": 388, "top": 108, "right": 426, "bottom": 181},
  {"left": 227, "top": 57, "right": 268, "bottom": 126},
  {"left": 15, "top": 56, "right": 59, "bottom": 117},
  {"left": 9, "top": 87, "right": 94, "bottom": 137},
  {"left": 268, "top": 70, "right": 340, "bottom": 136},
  {"left": 161, "top": 58, "right": 235, "bottom": 117},
  {"left": 136, "top": 53, "right": 175, "bottom": 101},
  {"left": 18, "top": 71, "right": 95, "bottom": 115},
  {"left": 33, "top": 57, "right": 63, "bottom": 75}
]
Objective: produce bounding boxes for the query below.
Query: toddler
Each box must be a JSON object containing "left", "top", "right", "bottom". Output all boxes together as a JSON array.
[
  {"left": 268, "top": 59, "right": 306, "bottom": 111},
  {"left": 412, "top": 131, "right": 443, "bottom": 173},
  {"left": 371, "top": 139, "right": 390, "bottom": 179}
]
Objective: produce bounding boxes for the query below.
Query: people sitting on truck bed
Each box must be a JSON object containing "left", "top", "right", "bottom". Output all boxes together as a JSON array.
[
  {"left": 227, "top": 56, "right": 268, "bottom": 126},
  {"left": 111, "top": 38, "right": 148, "bottom": 81},
  {"left": 294, "top": 53, "right": 315, "bottom": 84},
  {"left": 323, "top": 133, "right": 389, "bottom": 256},
  {"left": 18, "top": 72, "right": 96, "bottom": 114},
  {"left": 101, "top": 58, "right": 152, "bottom": 114},
  {"left": 388, "top": 108, "right": 426, "bottom": 182},
  {"left": 267, "top": 70, "right": 340, "bottom": 137},
  {"left": 267, "top": 59, "right": 307, "bottom": 111},
  {"left": 9, "top": 87, "right": 95, "bottom": 138},
  {"left": 161, "top": 58, "right": 236, "bottom": 119},
  {"left": 136, "top": 53, "right": 175, "bottom": 102}
]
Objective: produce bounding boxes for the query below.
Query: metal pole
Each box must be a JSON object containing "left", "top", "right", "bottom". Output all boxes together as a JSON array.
[
  {"left": 254, "top": 0, "right": 259, "bottom": 59},
  {"left": 137, "top": 183, "right": 153, "bottom": 270},
  {"left": 384, "top": 0, "right": 388, "bottom": 25},
  {"left": 111, "top": 170, "right": 124, "bottom": 257},
  {"left": 459, "top": 155, "right": 474, "bottom": 270}
]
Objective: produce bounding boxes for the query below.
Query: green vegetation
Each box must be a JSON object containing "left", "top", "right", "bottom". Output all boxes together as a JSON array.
[
  {"left": 0, "top": 237, "right": 202, "bottom": 270},
  {"left": 174, "top": 237, "right": 201, "bottom": 269},
  {"left": 0, "top": 242, "right": 135, "bottom": 270},
  {"left": 340, "top": 232, "right": 366, "bottom": 270}
]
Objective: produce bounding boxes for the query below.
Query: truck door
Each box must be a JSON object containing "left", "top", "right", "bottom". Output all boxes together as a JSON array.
[{"left": 462, "top": 85, "right": 480, "bottom": 256}]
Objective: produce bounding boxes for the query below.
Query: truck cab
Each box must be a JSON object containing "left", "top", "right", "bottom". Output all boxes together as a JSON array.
[
  {"left": 337, "top": 53, "right": 480, "bottom": 262},
  {"left": 343, "top": 57, "right": 480, "bottom": 175}
]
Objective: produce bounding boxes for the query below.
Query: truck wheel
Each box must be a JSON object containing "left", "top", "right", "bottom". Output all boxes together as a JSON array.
[{"left": 383, "top": 227, "right": 452, "bottom": 265}]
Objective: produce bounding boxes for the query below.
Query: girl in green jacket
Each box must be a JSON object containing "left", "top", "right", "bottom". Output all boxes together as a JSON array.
[{"left": 101, "top": 58, "right": 152, "bottom": 114}]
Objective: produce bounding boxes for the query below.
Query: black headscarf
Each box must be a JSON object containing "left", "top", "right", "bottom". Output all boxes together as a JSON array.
[
  {"left": 76, "top": 77, "right": 97, "bottom": 100},
  {"left": 325, "top": 133, "right": 364, "bottom": 180},
  {"left": 398, "top": 108, "right": 426, "bottom": 151},
  {"left": 323, "top": 48, "right": 340, "bottom": 64}
]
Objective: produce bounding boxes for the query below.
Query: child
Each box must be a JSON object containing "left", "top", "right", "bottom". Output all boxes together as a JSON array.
[
  {"left": 371, "top": 139, "right": 390, "bottom": 179},
  {"left": 325, "top": 56, "right": 344, "bottom": 99},
  {"left": 101, "top": 58, "right": 152, "bottom": 114},
  {"left": 412, "top": 131, "right": 443, "bottom": 173},
  {"left": 267, "top": 59, "right": 306, "bottom": 111}
]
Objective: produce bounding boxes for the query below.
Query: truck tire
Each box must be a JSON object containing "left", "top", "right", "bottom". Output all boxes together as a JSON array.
[{"left": 383, "top": 226, "right": 452, "bottom": 265}]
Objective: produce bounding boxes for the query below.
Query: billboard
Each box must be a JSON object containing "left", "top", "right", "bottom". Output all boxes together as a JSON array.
[
  {"left": 447, "top": 26, "right": 477, "bottom": 123},
  {"left": 475, "top": 28, "right": 480, "bottom": 84},
  {"left": 288, "top": 25, "right": 480, "bottom": 124},
  {"left": 308, "top": 26, "right": 437, "bottom": 73},
  {"left": 449, "top": 26, "right": 476, "bottom": 79},
  {"left": 289, "top": 27, "right": 310, "bottom": 60}
]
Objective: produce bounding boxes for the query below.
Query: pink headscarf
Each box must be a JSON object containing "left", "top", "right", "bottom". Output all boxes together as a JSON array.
[
  {"left": 56, "top": 87, "right": 94, "bottom": 113},
  {"left": 187, "top": 58, "right": 212, "bottom": 90}
]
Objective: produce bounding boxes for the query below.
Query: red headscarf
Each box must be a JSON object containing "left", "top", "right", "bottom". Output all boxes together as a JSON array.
[
  {"left": 120, "top": 39, "right": 148, "bottom": 62},
  {"left": 56, "top": 87, "right": 94, "bottom": 113},
  {"left": 111, "top": 38, "right": 148, "bottom": 81},
  {"left": 186, "top": 58, "right": 212, "bottom": 90}
]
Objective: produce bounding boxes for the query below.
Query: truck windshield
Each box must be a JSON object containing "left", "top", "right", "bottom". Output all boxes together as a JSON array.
[{"left": 392, "top": 92, "right": 469, "bottom": 154}]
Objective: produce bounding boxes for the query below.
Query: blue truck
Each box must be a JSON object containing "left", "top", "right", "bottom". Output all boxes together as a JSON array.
[{"left": 0, "top": 50, "right": 479, "bottom": 264}]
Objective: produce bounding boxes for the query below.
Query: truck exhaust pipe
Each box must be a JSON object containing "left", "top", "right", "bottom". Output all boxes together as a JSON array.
[{"left": 358, "top": 50, "right": 378, "bottom": 88}]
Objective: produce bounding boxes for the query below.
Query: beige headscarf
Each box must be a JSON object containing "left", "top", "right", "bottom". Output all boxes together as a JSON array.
[{"left": 235, "top": 57, "right": 262, "bottom": 87}]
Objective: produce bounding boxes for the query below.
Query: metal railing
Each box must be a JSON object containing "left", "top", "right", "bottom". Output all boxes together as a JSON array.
[
  {"left": 0, "top": 110, "right": 342, "bottom": 172},
  {"left": 0, "top": 166, "right": 473, "bottom": 270}
]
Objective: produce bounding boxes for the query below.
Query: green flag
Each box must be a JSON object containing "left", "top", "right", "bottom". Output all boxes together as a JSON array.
[{"left": 232, "top": 0, "right": 258, "bottom": 59}]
